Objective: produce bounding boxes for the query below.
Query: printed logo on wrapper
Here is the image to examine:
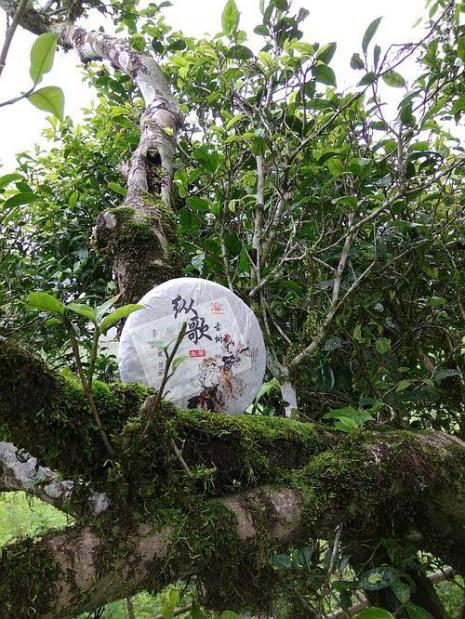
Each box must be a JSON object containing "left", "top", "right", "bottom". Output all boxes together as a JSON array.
[{"left": 118, "top": 278, "right": 267, "bottom": 415}]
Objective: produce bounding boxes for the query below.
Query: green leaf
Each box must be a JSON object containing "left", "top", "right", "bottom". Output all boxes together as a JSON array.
[
  {"left": 220, "top": 612, "right": 239, "bottom": 619},
  {"left": 186, "top": 196, "right": 210, "bottom": 211},
  {"left": 428, "top": 296, "right": 446, "bottom": 308},
  {"left": 324, "top": 406, "right": 373, "bottom": 426},
  {"left": 405, "top": 603, "right": 433, "bottom": 619},
  {"left": 296, "top": 545, "right": 313, "bottom": 570},
  {"left": 392, "top": 578, "right": 411, "bottom": 604},
  {"left": 108, "top": 181, "right": 127, "bottom": 196},
  {"left": 68, "top": 191, "right": 78, "bottom": 207},
  {"left": 312, "top": 64, "right": 336, "bottom": 86},
  {"left": 374, "top": 45, "right": 381, "bottom": 69},
  {"left": 99, "top": 304, "right": 143, "bottom": 333},
  {"left": 0, "top": 173, "right": 23, "bottom": 190},
  {"left": 27, "top": 86, "right": 64, "bottom": 120},
  {"left": 359, "top": 566, "right": 397, "bottom": 591},
  {"left": 382, "top": 71, "right": 406, "bottom": 88},
  {"left": 28, "top": 291, "right": 64, "bottom": 316},
  {"left": 333, "top": 417, "right": 359, "bottom": 433},
  {"left": 399, "top": 100, "right": 415, "bottom": 126},
  {"left": 3, "top": 192, "right": 38, "bottom": 209},
  {"left": 229, "top": 44, "right": 254, "bottom": 60},
  {"left": 255, "top": 378, "right": 280, "bottom": 403},
  {"left": 396, "top": 379, "right": 413, "bottom": 392},
  {"left": 190, "top": 602, "right": 207, "bottom": 619},
  {"left": 271, "top": 553, "right": 291, "bottom": 569},
  {"left": 362, "top": 17, "right": 382, "bottom": 53},
  {"left": 359, "top": 72, "right": 377, "bottom": 86},
  {"left": 67, "top": 302, "right": 97, "bottom": 325},
  {"left": 254, "top": 24, "right": 268, "bottom": 35},
  {"left": 30, "top": 32, "right": 58, "bottom": 84},
  {"left": 172, "top": 354, "right": 188, "bottom": 371},
  {"left": 375, "top": 338, "right": 391, "bottom": 354},
  {"left": 452, "top": 94, "right": 465, "bottom": 114},
  {"left": 458, "top": 36, "right": 465, "bottom": 62},
  {"left": 222, "top": 0, "right": 240, "bottom": 36},
  {"left": 433, "top": 368, "right": 462, "bottom": 382},
  {"left": 96, "top": 294, "right": 121, "bottom": 320},
  {"left": 350, "top": 53, "right": 365, "bottom": 70},
  {"left": 353, "top": 324, "right": 363, "bottom": 342},
  {"left": 316, "top": 42, "right": 336, "bottom": 64},
  {"left": 355, "top": 609, "right": 394, "bottom": 619}
]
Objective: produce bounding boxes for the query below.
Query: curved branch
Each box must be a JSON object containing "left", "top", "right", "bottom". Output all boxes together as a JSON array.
[
  {"left": 60, "top": 25, "right": 183, "bottom": 207},
  {"left": 0, "top": 1, "right": 185, "bottom": 301},
  {"left": 0, "top": 441, "right": 109, "bottom": 515}
]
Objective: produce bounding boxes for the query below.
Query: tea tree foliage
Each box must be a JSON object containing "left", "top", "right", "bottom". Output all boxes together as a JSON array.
[{"left": 1, "top": 0, "right": 465, "bottom": 617}]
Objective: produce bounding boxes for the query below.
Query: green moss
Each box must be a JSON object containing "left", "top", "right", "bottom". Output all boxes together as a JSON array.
[
  {"left": 142, "top": 499, "right": 277, "bottom": 614},
  {"left": 285, "top": 431, "right": 465, "bottom": 544},
  {"left": 0, "top": 535, "right": 59, "bottom": 618},
  {"left": 0, "top": 339, "right": 150, "bottom": 482},
  {"left": 113, "top": 406, "right": 330, "bottom": 512},
  {"left": 98, "top": 200, "right": 182, "bottom": 301}
]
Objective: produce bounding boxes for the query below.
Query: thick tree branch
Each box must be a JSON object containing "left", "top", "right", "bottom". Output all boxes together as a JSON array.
[
  {"left": 1, "top": 432, "right": 465, "bottom": 617},
  {"left": 0, "top": 0, "right": 51, "bottom": 35},
  {"left": 56, "top": 24, "right": 184, "bottom": 301},
  {"left": 60, "top": 24, "right": 182, "bottom": 208}
]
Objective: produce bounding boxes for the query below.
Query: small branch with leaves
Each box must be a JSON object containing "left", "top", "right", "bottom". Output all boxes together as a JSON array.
[
  {"left": 141, "top": 321, "right": 191, "bottom": 474},
  {"left": 0, "top": 31, "right": 64, "bottom": 119},
  {"left": 27, "top": 291, "right": 143, "bottom": 458},
  {"left": 142, "top": 321, "right": 187, "bottom": 434}
]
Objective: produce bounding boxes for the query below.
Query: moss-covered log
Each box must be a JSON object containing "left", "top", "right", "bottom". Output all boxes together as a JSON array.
[{"left": 2, "top": 431, "right": 465, "bottom": 617}]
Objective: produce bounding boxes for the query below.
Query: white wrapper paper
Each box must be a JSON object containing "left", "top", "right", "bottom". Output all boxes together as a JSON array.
[{"left": 118, "top": 277, "right": 266, "bottom": 414}]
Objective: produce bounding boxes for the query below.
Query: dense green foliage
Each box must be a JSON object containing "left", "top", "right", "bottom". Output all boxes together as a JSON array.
[{"left": 3, "top": 0, "right": 465, "bottom": 427}]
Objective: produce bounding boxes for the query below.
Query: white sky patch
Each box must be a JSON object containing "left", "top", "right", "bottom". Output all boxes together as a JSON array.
[{"left": 0, "top": 0, "right": 426, "bottom": 171}]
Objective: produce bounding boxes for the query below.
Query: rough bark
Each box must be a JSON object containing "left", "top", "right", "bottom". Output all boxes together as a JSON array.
[
  {"left": 57, "top": 25, "right": 184, "bottom": 302},
  {"left": 0, "top": 441, "right": 109, "bottom": 515}
]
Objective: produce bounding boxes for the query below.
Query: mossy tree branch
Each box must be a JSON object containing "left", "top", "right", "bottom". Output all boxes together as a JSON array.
[
  {"left": 2, "top": 430, "right": 465, "bottom": 617},
  {"left": 3, "top": 343, "right": 465, "bottom": 615},
  {"left": 56, "top": 24, "right": 185, "bottom": 301}
]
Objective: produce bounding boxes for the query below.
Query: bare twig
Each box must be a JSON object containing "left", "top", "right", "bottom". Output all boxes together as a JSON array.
[
  {"left": 0, "top": 0, "right": 28, "bottom": 79},
  {"left": 290, "top": 256, "right": 376, "bottom": 368},
  {"left": 125, "top": 596, "right": 135, "bottom": 619},
  {"left": 251, "top": 154, "right": 265, "bottom": 290}
]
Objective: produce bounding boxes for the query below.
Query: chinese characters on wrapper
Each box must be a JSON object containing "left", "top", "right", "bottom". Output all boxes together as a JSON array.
[{"left": 118, "top": 278, "right": 266, "bottom": 415}]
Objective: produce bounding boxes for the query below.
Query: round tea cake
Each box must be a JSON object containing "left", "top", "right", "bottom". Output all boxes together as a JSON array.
[{"left": 118, "top": 277, "right": 266, "bottom": 414}]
